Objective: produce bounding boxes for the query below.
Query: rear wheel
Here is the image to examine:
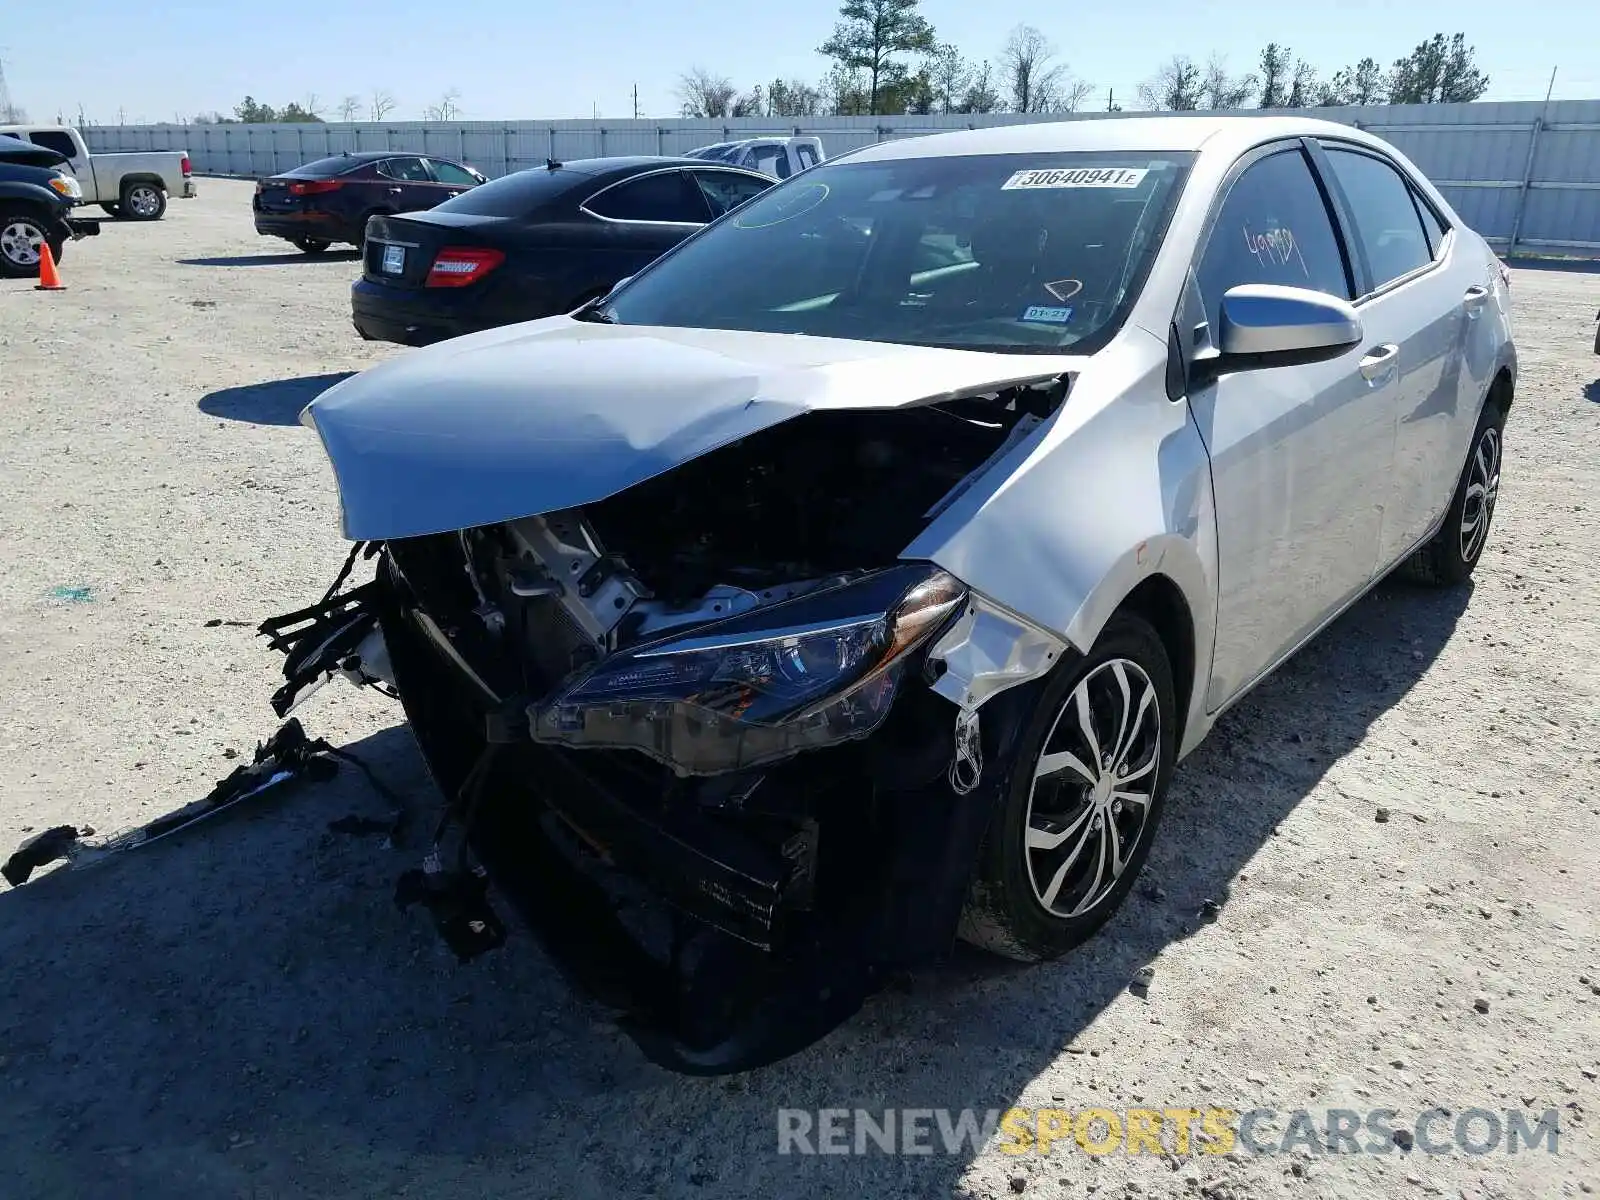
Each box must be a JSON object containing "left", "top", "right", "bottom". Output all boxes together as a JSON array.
[
  {"left": 293, "top": 237, "right": 331, "bottom": 255},
  {"left": 121, "top": 182, "right": 167, "bottom": 221},
  {"left": 959, "top": 613, "right": 1177, "bottom": 962},
  {"left": 0, "top": 211, "right": 63, "bottom": 279},
  {"left": 1399, "top": 399, "right": 1505, "bottom": 586}
]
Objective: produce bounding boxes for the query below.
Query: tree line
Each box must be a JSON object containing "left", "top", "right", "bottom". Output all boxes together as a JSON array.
[
  {"left": 677, "top": 0, "right": 1490, "bottom": 119},
  {"left": 188, "top": 88, "right": 463, "bottom": 125}
]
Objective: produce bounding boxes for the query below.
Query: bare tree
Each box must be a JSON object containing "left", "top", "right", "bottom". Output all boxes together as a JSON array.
[
  {"left": 424, "top": 88, "right": 462, "bottom": 121},
  {"left": 1138, "top": 56, "right": 1204, "bottom": 111},
  {"left": 999, "top": 24, "right": 1065, "bottom": 114},
  {"left": 675, "top": 66, "right": 737, "bottom": 118},
  {"left": 369, "top": 89, "right": 397, "bottom": 121},
  {"left": 1201, "top": 54, "right": 1256, "bottom": 109},
  {"left": 822, "top": 63, "right": 870, "bottom": 115},
  {"left": 1057, "top": 78, "right": 1094, "bottom": 113},
  {"left": 1285, "top": 60, "right": 1317, "bottom": 107},
  {"left": 302, "top": 93, "right": 324, "bottom": 118},
  {"left": 337, "top": 95, "right": 362, "bottom": 122},
  {"left": 956, "top": 59, "right": 1002, "bottom": 114},
  {"left": 925, "top": 43, "right": 971, "bottom": 115},
  {"left": 767, "top": 78, "right": 823, "bottom": 117},
  {"left": 731, "top": 86, "right": 764, "bottom": 118}
]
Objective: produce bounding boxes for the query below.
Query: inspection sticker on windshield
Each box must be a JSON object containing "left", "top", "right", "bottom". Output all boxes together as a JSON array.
[
  {"left": 1020, "top": 305, "right": 1073, "bottom": 324},
  {"left": 1001, "top": 167, "right": 1148, "bottom": 190}
]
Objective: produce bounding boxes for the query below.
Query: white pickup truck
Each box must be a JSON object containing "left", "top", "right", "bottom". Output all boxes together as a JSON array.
[
  {"left": 683, "top": 136, "right": 825, "bottom": 180},
  {"left": 0, "top": 124, "right": 195, "bottom": 220}
]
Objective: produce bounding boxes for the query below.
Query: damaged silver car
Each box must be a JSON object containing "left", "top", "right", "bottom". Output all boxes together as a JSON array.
[{"left": 266, "top": 116, "right": 1516, "bottom": 1072}]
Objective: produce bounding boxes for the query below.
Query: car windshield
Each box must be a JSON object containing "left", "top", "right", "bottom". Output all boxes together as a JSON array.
[{"left": 601, "top": 150, "right": 1192, "bottom": 353}]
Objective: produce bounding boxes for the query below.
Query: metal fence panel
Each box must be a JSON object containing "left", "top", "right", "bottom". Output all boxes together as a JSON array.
[{"left": 83, "top": 100, "right": 1600, "bottom": 255}]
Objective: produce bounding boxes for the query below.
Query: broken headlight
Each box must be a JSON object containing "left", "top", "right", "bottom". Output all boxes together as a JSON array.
[{"left": 530, "top": 564, "right": 966, "bottom": 775}]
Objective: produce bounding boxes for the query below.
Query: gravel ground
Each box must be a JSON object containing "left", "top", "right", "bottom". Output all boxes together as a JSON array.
[{"left": 1, "top": 180, "right": 1597, "bottom": 1200}]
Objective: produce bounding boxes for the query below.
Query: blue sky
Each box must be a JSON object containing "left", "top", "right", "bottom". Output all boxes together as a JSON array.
[{"left": 4, "top": 0, "right": 1596, "bottom": 124}]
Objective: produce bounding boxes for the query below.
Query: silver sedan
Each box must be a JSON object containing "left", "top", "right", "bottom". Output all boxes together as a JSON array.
[{"left": 269, "top": 115, "right": 1515, "bottom": 1071}]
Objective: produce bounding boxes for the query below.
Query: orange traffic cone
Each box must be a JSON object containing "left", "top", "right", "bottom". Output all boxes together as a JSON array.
[{"left": 36, "top": 241, "right": 64, "bottom": 291}]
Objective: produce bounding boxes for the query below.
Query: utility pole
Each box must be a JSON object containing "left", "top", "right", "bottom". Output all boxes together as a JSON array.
[
  {"left": 1107, "top": 87, "right": 1115, "bottom": 112},
  {"left": 632, "top": 83, "right": 640, "bottom": 120},
  {"left": 0, "top": 53, "right": 17, "bottom": 122}
]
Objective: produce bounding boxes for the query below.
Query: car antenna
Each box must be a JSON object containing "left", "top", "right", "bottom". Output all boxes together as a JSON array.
[{"left": 546, "top": 157, "right": 561, "bottom": 170}]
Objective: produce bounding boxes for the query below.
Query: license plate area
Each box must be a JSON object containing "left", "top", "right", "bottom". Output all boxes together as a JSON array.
[{"left": 381, "top": 244, "right": 405, "bottom": 275}]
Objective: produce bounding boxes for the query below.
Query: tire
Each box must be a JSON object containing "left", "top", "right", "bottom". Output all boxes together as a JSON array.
[
  {"left": 958, "top": 613, "right": 1177, "bottom": 962},
  {"left": 293, "top": 237, "right": 331, "bottom": 255},
  {"left": 120, "top": 181, "right": 167, "bottom": 221},
  {"left": 0, "top": 210, "right": 63, "bottom": 279},
  {"left": 100, "top": 202, "right": 123, "bottom": 218},
  {"left": 1593, "top": 321, "right": 1600, "bottom": 356},
  {"left": 1398, "top": 399, "right": 1505, "bottom": 587}
]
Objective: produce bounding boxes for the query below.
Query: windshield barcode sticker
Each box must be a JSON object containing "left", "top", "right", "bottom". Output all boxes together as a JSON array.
[{"left": 1001, "top": 167, "right": 1148, "bottom": 190}]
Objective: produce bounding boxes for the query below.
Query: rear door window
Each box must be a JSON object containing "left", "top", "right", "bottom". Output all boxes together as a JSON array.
[
  {"left": 428, "top": 159, "right": 481, "bottom": 186},
  {"left": 584, "top": 171, "right": 709, "bottom": 223},
  {"left": 691, "top": 169, "right": 771, "bottom": 217},
  {"left": 1196, "top": 147, "right": 1352, "bottom": 335},
  {"left": 28, "top": 130, "right": 78, "bottom": 158},
  {"left": 378, "top": 156, "right": 432, "bottom": 182},
  {"left": 1321, "top": 147, "right": 1433, "bottom": 290},
  {"left": 1411, "top": 187, "right": 1450, "bottom": 259},
  {"left": 797, "top": 144, "right": 819, "bottom": 169}
]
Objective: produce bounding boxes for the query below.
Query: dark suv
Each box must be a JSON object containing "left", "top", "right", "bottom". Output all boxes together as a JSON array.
[
  {"left": 0, "top": 136, "right": 100, "bottom": 278},
  {"left": 253, "top": 151, "right": 487, "bottom": 254}
]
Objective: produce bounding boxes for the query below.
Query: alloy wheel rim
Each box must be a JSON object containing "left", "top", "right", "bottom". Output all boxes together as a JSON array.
[
  {"left": 1459, "top": 426, "right": 1501, "bottom": 563},
  {"left": 1024, "top": 658, "right": 1161, "bottom": 919},
  {"left": 129, "top": 186, "right": 160, "bottom": 216},
  {"left": 1, "top": 221, "right": 43, "bottom": 266}
]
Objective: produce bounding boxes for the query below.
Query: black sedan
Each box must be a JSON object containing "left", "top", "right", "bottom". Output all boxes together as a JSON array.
[
  {"left": 253, "top": 151, "right": 487, "bottom": 254},
  {"left": 350, "top": 156, "right": 773, "bottom": 346}
]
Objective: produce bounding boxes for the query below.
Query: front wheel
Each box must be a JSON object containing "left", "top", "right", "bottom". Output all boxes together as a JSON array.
[
  {"left": 959, "top": 613, "right": 1177, "bottom": 962},
  {"left": 0, "top": 211, "right": 64, "bottom": 279},
  {"left": 1399, "top": 400, "right": 1505, "bottom": 586},
  {"left": 121, "top": 182, "right": 167, "bottom": 221}
]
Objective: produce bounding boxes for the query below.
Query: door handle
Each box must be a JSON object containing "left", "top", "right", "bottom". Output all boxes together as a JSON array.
[
  {"left": 388, "top": 186, "right": 402, "bottom": 194},
  {"left": 1463, "top": 284, "right": 1489, "bottom": 317},
  {"left": 1358, "top": 343, "right": 1399, "bottom": 382}
]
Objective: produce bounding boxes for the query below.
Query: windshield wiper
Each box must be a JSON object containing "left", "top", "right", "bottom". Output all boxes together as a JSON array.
[{"left": 572, "top": 304, "right": 616, "bottom": 324}]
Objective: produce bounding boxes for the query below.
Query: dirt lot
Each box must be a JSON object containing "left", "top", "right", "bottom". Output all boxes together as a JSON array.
[{"left": 0, "top": 179, "right": 1596, "bottom": 1200}]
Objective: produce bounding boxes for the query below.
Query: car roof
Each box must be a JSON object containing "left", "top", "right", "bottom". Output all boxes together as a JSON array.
[{"left": 843, "top": 115, "right": 1376, "bottom": 163}]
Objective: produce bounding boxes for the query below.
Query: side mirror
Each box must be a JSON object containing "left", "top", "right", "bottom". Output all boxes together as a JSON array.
[
  {"left": 1191, "top": 284, "right": 1362, "bottom": 388},
  {"left": 1219, "top": 284, "right": 1362, "bottom": 357}
]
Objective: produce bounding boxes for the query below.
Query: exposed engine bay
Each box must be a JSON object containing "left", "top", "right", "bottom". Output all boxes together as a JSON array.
[{"left": 263, "top": 380, "right": 1071, "bottom": 1072}]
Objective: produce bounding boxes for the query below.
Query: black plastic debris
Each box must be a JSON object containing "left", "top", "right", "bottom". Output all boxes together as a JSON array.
[
  {"left": 394, "top": 863, "right": 507, "bottom": 963},
  {"left": 1, "top": 825, "right": 83, "bottom": 887},
  {"left": 2, "top": 718, "right": 410, "bottom": 888}
]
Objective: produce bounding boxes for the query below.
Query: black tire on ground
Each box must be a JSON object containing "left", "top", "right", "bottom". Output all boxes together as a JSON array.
[
  {"left": 352, "top": 210, "right": 386, "bottom": 251},
  {"left": 100, "top": 202, "right": 123, "bottom": 218},
  {"left": 293, "top": 238, "right": 331, "bottom": 255},
  {"left": 1398, "top": 398, "right": 1506, "bottom": 587},
  {"left": 1593, "top": 321, "right": 1600, "bottom": 356},
  {"left": 958, "top": 612, "right": 1177, "bottom": 963},
  {"left": 0, "top": 210, "right": 64, "bottom": 279},
  {"left": 120, "top": 181, "right": 167, "bottom": 221}
]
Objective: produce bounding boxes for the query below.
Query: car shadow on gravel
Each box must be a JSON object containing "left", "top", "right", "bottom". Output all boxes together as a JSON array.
[
  {"left": 1584, "top": 378, "right": 1600, "bottom": 404},
  {"left": 179, "top": 251, "right": 362, "bottom": 267},
  {"left": 199, "top": 373, "right": 355, "bottom": 425},
  {"left": 0, "top": 578, "right": 1474, "bottom": 1199}
]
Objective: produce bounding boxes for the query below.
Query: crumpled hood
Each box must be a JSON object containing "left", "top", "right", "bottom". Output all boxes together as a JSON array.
[{"left": 304, "top": 317, "right": 1076, "bottom": 540}]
